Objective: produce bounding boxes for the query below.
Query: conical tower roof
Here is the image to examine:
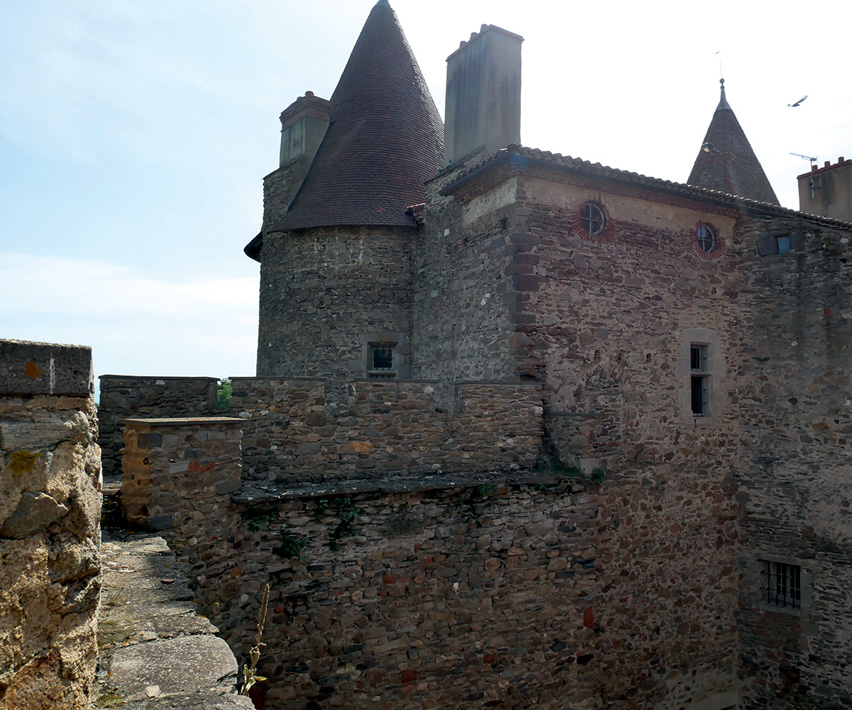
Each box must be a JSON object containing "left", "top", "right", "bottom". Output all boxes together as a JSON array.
[
  {"left": 687, "top": 79, "right": 779, "bottom": 205},
  {"left": 273, "top": 0, "right": 444, "bottom": 231}
]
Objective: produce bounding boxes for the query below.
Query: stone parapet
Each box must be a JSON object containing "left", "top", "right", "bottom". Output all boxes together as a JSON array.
[
  {"left": 122, "top": 417, "right": 243, "bottom": 532},
  {"left": 0, "top": 339, "right": 101, "bottom": 709},
  {"left": 232, "top": 377, "right": 543, "bottom": 485}
]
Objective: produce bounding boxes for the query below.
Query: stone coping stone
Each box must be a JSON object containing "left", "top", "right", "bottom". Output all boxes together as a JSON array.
[
  {"left": 233, "top": 470, "right": 586, "bottom": 503},
  {"left": 0, "top": 339, "right": 92, "bottom": 396},
  {"left": 109, "top": 635, "right": 238, "bottom": 700},
  {"left": 100, "top": 375, "right": 219, "bottom": 382},
  {"left": 121, "top": 691, "right": 255, "bottom": 709},
  {"left": 124, "top": 417, "right": 243, "bottom": 426},
  {"left": 230, "top": 376, "right": 325, "bottom": 382},
  {"left": 98, "top": 532, "right": 246, "bottom": 707}
]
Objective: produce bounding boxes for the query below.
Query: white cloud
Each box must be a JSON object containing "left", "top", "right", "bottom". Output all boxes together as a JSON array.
[{"left": 0, "top": 253, "right": 258, "bottom": 380}]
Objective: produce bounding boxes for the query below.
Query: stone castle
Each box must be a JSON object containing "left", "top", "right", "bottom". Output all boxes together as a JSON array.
[{"left": 4, "top": 0, "right": 852, "bottom": 708}]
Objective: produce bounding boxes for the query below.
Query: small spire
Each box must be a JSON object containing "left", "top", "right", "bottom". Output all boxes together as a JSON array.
[{"left": 716, "top": 78, "right": 731, "bottom": 112}]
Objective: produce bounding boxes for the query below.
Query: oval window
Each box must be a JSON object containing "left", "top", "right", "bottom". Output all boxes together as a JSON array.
[
  {"left": 580, "top": 202, "right": 607, "bottom": 237},
  {"left": 696, "top": 224, "right": 718, "bottom": 254}
]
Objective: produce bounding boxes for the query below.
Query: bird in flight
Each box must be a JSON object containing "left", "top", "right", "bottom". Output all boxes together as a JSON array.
[
  {"left": 788, "top": 95, "right": 808, "bottom": 107},
  {"left": 702, "top": 142, "right": 721, "bottom": 154}
]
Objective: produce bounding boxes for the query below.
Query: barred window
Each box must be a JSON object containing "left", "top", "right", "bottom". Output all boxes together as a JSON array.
[
  {"left": 368, "top": 344, "right": 396, "bottom": 379},
  {"left": 762, "top": 561, "right": 801, "bottom": 610}
]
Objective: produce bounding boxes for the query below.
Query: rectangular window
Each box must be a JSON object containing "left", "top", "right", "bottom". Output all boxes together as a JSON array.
[
  {"left": 777, "top": 235, "right": 791, "bottom": 254},
  {"left": 368, "top": 344, "right": 396, "bottom": 378},
  {"left": 690, "top": 344, "right": 709, "bottom": 416},
  {"left": 762, "top": 561, "right": 801, "bottom": 610}
]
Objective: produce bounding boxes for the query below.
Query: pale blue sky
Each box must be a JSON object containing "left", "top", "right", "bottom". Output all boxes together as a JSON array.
[{"left": 2, "top": 0, "right": 849, "bottom": 386}]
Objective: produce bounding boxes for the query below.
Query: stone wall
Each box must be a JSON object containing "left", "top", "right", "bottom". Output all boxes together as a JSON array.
[
  {"left": 736, "top": 215, "right": 852, "bottom": 708},
  {"left": 413, "top": 167, "right": 747, "bottom": 707},
  {"left": 98, "top": 375, "right": 218, "bottom": 477},
  {"left": 122, "top": 417, "right": 242, "bottom": 532},
  {"left": 0, "top": 340, "right": 101, "bottom": 710},
  {"left": 232, "top": 377, "right": 543, "bottom": 485},
  {"left": 411, "top": 171, "right": 522, "bottom": 387},
  {"left": 125, "top": 414, "right": 749, "bottom": 710},
  {"left": 594, "top": 466, "right": 741, "bottom": 709},
  {"left": 121, "top": 417, "right": 601, "bottom": 709}
]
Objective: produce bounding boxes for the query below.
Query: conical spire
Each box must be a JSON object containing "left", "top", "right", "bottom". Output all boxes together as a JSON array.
[
  {"left": 687, "top": 79, "right": 779, "bottom": 205},
  {"left": 274, "top": 0, "right": 444, "bottom": 231}
]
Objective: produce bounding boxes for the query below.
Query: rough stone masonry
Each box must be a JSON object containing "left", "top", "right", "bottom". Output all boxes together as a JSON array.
[{"left": 0, "top": 339, "right": 101, "bottom": 710}]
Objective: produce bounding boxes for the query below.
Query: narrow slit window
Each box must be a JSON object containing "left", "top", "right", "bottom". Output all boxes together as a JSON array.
[{"left": 690, "top": 344, "right": 710, "bottom": 416}]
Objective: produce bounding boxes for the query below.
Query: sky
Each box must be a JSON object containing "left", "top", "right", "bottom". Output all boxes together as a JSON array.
[{"left": 1, "top": 0, "right": 850, "bottom": 390}]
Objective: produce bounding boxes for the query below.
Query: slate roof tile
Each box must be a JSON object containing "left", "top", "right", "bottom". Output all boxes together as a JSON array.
[{"left": 272, "top": 0, "right": 443, "bottom": 232}]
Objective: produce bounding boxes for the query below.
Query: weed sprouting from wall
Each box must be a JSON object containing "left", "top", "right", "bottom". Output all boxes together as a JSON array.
[
  {"left": 316, "top": 497, "right": 363, "bottom": 550},
  {"left": 240, "top": 583, "right": 270, "bottom": 696},
  {"left": 274, "top": 529, "right": 308, "bottom": 561}
]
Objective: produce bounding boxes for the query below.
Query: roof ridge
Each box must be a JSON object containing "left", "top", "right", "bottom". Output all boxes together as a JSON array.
[{"left": 442, "top": 144, "right": 852, "bottom": 227}]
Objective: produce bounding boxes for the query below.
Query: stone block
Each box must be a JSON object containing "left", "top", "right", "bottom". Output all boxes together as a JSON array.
[
  {"left": 109, "top": 635, "right": 238, "bottom": 699},
  {"left": 1, "top": 491, "right": 69, "bottom": 538},
  {"left": 0, "top": 339, "right": 92, "bottom": 396}
]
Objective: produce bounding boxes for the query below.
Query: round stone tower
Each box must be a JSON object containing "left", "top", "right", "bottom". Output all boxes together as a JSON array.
[{"left": 246, "top": 0, "right": 444, "bottom": 388}]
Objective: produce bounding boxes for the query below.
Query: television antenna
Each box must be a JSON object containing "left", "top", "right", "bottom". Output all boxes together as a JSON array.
[{"left": 790, "top": 152, "right": 819, "bottom": 198}]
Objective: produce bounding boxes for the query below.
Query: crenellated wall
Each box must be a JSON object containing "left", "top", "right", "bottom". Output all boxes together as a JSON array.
[
  {"left": 122, "top": 412, "right": 744, "bottom": 710},
  {"left": 0, "top": 340, "right": 101, "bottom": 710}
]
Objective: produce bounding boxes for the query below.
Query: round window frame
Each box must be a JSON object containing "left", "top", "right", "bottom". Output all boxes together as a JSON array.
[
  {"left": 573, "top": 200, "right": 616, "bottom": 243},
  {"left": 693, "top": 222, "right": 725, "bottom": 260}
]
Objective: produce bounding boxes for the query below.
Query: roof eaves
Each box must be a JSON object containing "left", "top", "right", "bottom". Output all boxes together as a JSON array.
[{"left": 440, "top": 144, "right": 852, "bottom": 229}]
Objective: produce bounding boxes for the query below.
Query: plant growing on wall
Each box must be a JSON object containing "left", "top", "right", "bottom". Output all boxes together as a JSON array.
[
  {"left": 316, "top": 497, "right": 363, "bottom": 549},
  {"left": 274, "top": 529, "right": 308, "bottom": 561},
  {"left": 240, "top": 583, "right": 269, "bottom": 696}
]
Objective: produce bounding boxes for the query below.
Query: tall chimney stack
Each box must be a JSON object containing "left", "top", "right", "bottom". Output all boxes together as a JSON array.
[
  {"left": 798, "top": 157, "right": 852, "bottom": 223},
  {"left": 444, "top": 25, "right": 523, "bottom": 166}
]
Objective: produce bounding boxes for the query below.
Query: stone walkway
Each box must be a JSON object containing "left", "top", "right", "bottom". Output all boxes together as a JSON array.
[{"left": 97, "top": 530, "right": 254, "bottom": 709}]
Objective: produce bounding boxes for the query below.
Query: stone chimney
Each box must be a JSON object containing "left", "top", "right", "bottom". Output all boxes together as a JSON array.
[
  {"left": 444, "top": 24, "right": 523, "bottom": 166},
  {"left": 279, "top": 91, "right": 331, "bottom": 171},
  {"left": 798, "top": 156, "right": 852, "bottom": 222}
]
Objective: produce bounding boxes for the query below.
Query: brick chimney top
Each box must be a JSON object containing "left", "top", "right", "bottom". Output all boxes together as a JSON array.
[
  {"left": 447, "top": 24, "right": 524, "bottom": 60},
  {"left": 279, "top": 92, "right": 331, "bottom": 131},
  {"left": 798, "top": 156, "right": 852, "bottom": 180}
]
